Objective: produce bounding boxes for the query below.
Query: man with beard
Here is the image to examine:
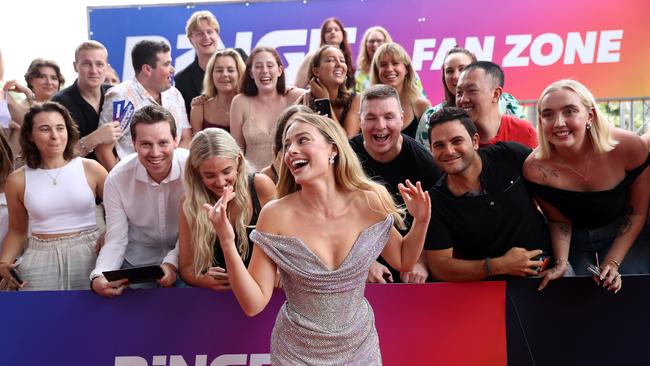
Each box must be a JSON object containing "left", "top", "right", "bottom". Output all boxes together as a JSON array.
[{"left": 424, "top": 107, "right": 552, "bottom": 284}]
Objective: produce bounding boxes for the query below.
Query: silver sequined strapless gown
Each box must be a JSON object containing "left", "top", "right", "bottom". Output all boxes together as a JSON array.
[{"left": 250, "top": 215, "right": 393, "bottom": 365}]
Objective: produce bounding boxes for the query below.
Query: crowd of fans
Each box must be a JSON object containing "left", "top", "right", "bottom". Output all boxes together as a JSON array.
[{"left": 0, "top": 10, "right": 648, "bottom": 300}]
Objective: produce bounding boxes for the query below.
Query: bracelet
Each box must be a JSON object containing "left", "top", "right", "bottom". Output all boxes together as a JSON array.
[
  {"left": 485, "top": 257, "right": 491, "bottom": 278},
  {"left": 608, "top": 259, "right": 621, "bottom": 268},
  {"left": 90, "top": 275, "right": 101, "bottom": 294},
  {"left": 80, "top": 137, "right": 94, "bottom": 154},
  {"left": 555, "top": 258, "right": 569, "bottom": 266}
]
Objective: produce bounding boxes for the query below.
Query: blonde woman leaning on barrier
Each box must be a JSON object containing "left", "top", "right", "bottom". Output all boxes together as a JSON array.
[
  {"left": 524, "top": 79, "right": 650, "bottom": 292},
  {"left": 179, "top": 128, "right": 274, "bottom": 290}
]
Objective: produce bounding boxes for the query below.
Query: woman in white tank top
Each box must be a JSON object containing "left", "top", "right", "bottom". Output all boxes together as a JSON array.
[{"left": 0, "top": 102, "right": 108, "bottom": 291}]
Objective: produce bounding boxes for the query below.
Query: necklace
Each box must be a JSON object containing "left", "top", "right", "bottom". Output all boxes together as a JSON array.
[
  {"left": 557, "top": 148, "right": 594, "bottom": 180},
  {"left": 42, "top": 167, "right": 63, "bottom": 185}
]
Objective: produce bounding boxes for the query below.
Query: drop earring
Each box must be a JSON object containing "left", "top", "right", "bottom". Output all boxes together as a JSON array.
[{"left": 329, "top": 155, "right": 335, "bottom": 165}]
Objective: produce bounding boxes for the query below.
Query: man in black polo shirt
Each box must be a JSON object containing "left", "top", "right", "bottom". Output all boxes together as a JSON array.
[
  {"left": 424, "top": 106, "right": 551, "bottom": 283},
  {"left": 350, "top": 84, "right": 442, "bottom": 283},
  {"left": 52, "top": 40, "right": 120, "bottom": 160}
]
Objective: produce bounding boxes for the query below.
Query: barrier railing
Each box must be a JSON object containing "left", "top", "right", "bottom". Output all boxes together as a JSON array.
[{"left": 2, "top": 275, "right": 649, "bottom": 365}]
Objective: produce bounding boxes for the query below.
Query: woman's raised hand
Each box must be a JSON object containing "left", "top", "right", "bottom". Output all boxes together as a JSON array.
[
  {"left": 203, "top": 185, "right": 237, "bottom": 244},
  {"left": 398, "top": 180, "right": 431, "bottom": 224}
]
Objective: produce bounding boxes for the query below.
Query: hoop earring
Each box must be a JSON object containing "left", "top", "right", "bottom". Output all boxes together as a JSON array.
[{"left": 586, "top": 123, "right": 592, "bottom": 131}]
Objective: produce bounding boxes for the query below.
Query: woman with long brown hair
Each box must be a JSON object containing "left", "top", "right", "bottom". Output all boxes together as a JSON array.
[
  {"left": 294, "top": 17, "right": 355, "bottom": 90},
  {"left": 230, "top": 46, "right": 305, "bottom": 171}
]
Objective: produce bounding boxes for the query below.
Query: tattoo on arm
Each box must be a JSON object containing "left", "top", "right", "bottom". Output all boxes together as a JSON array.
[
  {"left": 559, "top": 223, "right": 571, "bottom": 238},
  {"left": 617, "top": 206, "right": 633, "bottom": 236},
  {"left": 533, "top": 162, "right": 559, "bottom": 182}
]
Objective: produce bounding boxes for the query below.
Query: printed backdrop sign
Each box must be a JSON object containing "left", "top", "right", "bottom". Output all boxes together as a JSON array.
[
  {"left": 88, "top": 0, "right": 650, "bottom": 102},
  {"left": 0, "top": 282, "right": 505, "bottom": 365}
]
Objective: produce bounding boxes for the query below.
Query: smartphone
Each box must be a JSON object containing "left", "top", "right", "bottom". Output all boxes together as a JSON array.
[
  {"left": 103, "top": 265, "right": 164, "bottom": 284},
  {"left": 531, "top": 254, "right": 551, "bottom": 272},
  {"left": 586, "top": 263, "right": 601, "bottom": 277},
  {"left": 9, "top": 268, "right": 24, "bottom": 285},
  {"left": 312, "top": 98, "right": 331, "bottom": 118}
]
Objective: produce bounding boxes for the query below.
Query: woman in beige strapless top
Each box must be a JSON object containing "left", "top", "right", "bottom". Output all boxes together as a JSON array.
[{"left": 230, "top": 46, "right": 305, "bottom": 171}]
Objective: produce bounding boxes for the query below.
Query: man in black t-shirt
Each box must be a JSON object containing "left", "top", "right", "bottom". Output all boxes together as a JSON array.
[
  {"left": 52, "top": 40, "right": 121, "bottom": 161},
  {"left": 174, "top": 11, "right": 221, "bottom": 117},
  {"left": 351, "top": 84, "right": 442, "bottom": 283},
  {"left": 424, "top": 107, "right": 550, "bottom": 282}
]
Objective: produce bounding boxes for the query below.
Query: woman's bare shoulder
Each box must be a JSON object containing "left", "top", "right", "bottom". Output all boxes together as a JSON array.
[
  {"left": 355, "top": 189, "right": 389, "bottom": 220},
  {"left": 255, "top": 193, "right": 297, "bottom": 233},
  {"left": 522, "top": 149, "right": 556, "bottom": 184},
  {"left": 5, "top": 167, "right": 26, "bottom": 196},
  {"left": 611, "top": 128, "right": 647, "bottom": 168}
]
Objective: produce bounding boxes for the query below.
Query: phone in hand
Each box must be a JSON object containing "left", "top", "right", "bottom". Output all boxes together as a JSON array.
[
  {"left": 312, "top": 98, "right": 331, "bottom": 118},
  {"left": 9, "top": 268, "right": 24, "bottom": 285},
  {"left": 586, "top": 263, "right": 601, "bottom": 277},
  {"left": 531, "top": 254, "right": 551, "bottom": 272}
]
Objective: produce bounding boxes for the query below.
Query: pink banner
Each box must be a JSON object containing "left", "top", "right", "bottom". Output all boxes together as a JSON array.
[{"left": 0, "top": 282, "right": 505, "bottom": 365}]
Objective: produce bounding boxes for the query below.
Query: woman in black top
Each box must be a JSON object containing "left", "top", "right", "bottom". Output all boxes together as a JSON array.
[
  {"left": 178, "top": 128, "right": 275, "bottom": 290},
  {"left": 523, "top": 79, "right": 650, "bottom": 292}
]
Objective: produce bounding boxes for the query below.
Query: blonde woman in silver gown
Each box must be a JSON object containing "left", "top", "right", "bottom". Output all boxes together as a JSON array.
[{"left": 205, "top": 112, "right": 430, "bottom": 364}]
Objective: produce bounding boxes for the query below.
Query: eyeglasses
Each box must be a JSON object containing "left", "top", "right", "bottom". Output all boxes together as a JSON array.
[{"left": 366, "top": 39, "right": 385, "bottom": 45}]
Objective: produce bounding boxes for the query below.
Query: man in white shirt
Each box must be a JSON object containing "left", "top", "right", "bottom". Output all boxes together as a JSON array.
[
  {"left": 91, "top": 105, "right": 189, "bottom": 297},
  {"left": 96, "top": 40, "right": 192, "bottom": 172}
]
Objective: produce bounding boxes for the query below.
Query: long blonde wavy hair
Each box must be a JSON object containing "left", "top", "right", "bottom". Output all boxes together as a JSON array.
[
  {"left": 183, "top": 128, "right": 252, "bottom": 276},
  {"left": 277, "top": 112, "right": 406, "bottom": 229}
]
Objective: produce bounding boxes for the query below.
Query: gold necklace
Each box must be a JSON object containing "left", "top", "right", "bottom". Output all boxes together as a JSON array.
[
  {"left": 42, "top": 167, "right": 63, "bottom": 185},
  {"left": 557, "top": 148, "right": 594, "bottom": 180}
]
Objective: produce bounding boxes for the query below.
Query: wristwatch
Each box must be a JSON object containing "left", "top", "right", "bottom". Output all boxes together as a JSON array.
[{"left": 90, "top": 274, "right": 102, "bottom": 294}]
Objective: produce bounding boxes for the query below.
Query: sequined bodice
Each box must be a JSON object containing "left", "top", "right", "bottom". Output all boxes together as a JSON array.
[
  {"left": 242, "top": 117, "right": 274, "bottom": 171},
  {"left": 250, "top": 215, "right": 393, "bottom": 365}
]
